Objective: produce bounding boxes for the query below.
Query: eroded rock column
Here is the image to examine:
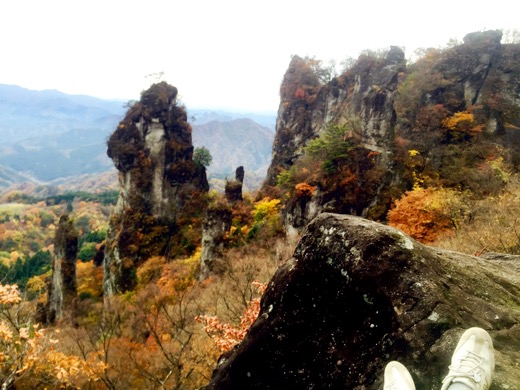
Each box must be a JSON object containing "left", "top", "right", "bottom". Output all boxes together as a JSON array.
[{"left": 47, "top": 214, "right": 78, "bottom": 323}]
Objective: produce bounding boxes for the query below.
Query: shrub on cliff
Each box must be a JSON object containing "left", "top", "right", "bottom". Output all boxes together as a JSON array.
[
  {"left": 305, "top": 123, "right": 355, "bottom": 174},
  {"left": 388, "top": 187, "right": 469, "bottom": 243},
  {"left": 193, "top": 146, "right": 213, "bottom": 168},
  {"left": 276, "top": 121, "right": 390, "bottom": 219}
]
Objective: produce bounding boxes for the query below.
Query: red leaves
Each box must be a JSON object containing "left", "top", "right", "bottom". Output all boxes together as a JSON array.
[{"left": 195, "top": 281, "right": 267, "bottom": 352}]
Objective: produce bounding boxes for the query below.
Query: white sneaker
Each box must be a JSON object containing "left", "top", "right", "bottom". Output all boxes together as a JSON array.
[
  {"left": 441, "top": 327, "right": 495, "bottom": 390},
  {"left": 384, "top": 361, "right": 416, "bottom": 390}
]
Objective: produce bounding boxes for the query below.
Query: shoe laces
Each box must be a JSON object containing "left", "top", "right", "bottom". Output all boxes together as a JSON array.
[{"left": 448, "top": 350, "right": 485, "bottom": 384}]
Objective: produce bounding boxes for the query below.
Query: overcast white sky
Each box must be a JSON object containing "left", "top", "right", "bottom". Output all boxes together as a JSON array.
[{"left": 0, "top": 0, "right": 517, "bottom": 112}]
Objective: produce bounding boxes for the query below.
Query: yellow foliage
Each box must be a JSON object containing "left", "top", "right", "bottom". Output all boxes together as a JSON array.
[
  {"left": 136, "top": 256, "right": 167, "bottom": 287},
  {"left": 406, "top": 149, "right": 428, "bottom": 190},
  {"left": 157, "top": 248, "right": 200, "bottom": 297},
  {"left": 76, "top": 261, "right": 103, "bottom": 299},
  {"left": 252, "top": 198, "right": 281, "bottom": 224},
  {"left": 9, "top": 251, "right": 19, "bottom": 262},
  {"left": 489, "top": 156, "right": 511, "bottom": 184},
  {"left": 26, "top": 275, "right": 47, "bottom": 299},
  {"left": 442, "top": 111, "right": 477, "bottom": 132},
  {"left": 0, "top": 283, "right": 103, "bottom": 388}
]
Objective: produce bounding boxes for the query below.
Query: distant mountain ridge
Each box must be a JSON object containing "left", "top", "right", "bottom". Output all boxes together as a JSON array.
[
  {"left": 0, "top": 84, "right": 276, "bottom": 193},
  {"left": 0, "top": 84, "right": 125, "bottom": 185},
  {"left": 189, "top": 108, "right": 276, "bottom": 130},
  {"left": 0, "top": 84, "right": 125, "bottom": 144},
  {"left": 192, "top": 118, "right": 274, "bottom": 177}
]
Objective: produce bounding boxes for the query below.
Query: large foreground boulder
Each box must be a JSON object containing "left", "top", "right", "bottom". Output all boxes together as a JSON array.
[{"left": 206, "top": 213, "right": 520, "bottom": 389}]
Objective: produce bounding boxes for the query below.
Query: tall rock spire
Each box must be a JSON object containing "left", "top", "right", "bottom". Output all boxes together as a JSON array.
[
  {"left": 47, "top": 214, "right": 78, "bottom": 322},
  {"left": 104, "top": 82, "right": 208, "bottom": 295}
]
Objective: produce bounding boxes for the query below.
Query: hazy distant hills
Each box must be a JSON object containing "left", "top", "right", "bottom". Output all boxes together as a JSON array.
[
  {"left": 0, "top": 84, "right": 125, "bottom": 184},
  {"left": 0, "top": 84, "right": 125, "bottom": 144},
  {"left": 192, "top": 117, "right": 274, "bottom": 177},
  {"left": 0, "top": 84, "right": 276, "bottom": 193},
  {"left": 189, "top": 109, "right": 276, "bottom": 130}
]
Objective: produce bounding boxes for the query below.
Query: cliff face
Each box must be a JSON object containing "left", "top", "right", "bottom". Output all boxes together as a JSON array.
[
  {"left": 205, "top": 214, "right": 520, "bottom": 389},
  {"left": 265, "top": 31, "right": 520, "bottom": 227},
  {"left": 104, "top": 82, "right": 208, "bottom": 295},
  {"left": 47, "top": 214, "right": 78, "bottom": 322},
  {"left": 265, "top": 47, "right": 405, "bottom": 187}
]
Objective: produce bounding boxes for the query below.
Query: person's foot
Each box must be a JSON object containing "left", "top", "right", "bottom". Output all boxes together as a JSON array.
[
  {"left": 441, "top": 327, "right": 495, "bottom": 390},
  {"left": 384, "top": 361, "right": 416, "bottom": 390}
]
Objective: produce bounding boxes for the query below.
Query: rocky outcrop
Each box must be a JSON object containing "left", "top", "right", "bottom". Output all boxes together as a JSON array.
[
  {"left": 206, "top": 213, "right": 520, "bottom": 389},
  {"left": 201, "top": 166, "right": 245, "bottom": 279},
  {"left": 263, "top": 49, "right": 406, "bottom": 225},
  {"left": 104, "top": 82, "right": 209, "bottom": 295},
  {"left": 225, "top": 166, "right": 244, "bottom": 203},
  {"left": 200, "top": 207, "right": 232, "bottom": 279},
  {"left": 264, "top": 31, "right": 520, "bottom": 229},
  {"left": 47, "top": 214, "right": 78, "bottom": 323},
  {"left": 265, "top": 48, "right": 405, "bottom": 188},
  {"left": 264, "top": 55, "right": 323, "bottom": 186}
]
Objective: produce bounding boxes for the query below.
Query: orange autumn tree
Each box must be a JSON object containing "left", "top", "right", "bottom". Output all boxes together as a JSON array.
[
  {"left": 74, "top": 249, "right": 213, "bottom": 389},
  {"left": 0, "top": 284, "right": 104, "bottom": 388},
  {"left": 388, "top": 187, "right": 468, "bottom": 243}
]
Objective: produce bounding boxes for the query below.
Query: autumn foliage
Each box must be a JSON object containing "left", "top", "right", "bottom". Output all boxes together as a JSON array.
[
  {"left": 195, "top": 281, "right": 266, "bottom": 352},
  {"left": 294, "top": 182, "right": 316, "bottom": 198},
  {"left": 0, "top": 283, "right": 105, "bottom": 388},
  {"left": 388, "top": 187, "right": 468, "bottom": 243}
]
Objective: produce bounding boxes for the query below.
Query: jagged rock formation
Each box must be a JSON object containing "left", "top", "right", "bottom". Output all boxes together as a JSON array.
[
  {"left": 225, "top": 166, "right": 244, "bottom": 203},
  {"left": 235, "top": 166, "right": 245, "bottom": 183},
  {"left": 47, "top": 214, "right": 78, "bottom": 322},
  {"left": 104, "top": 82, "right": 209, "bottom": 295},
  {"left": 265, "top": 47, "right": 405, "bottom": 187},
  {"left": 264, "top": 30, "right": 520, "bottom": 228},
  {"left": 200, "top": 207, "right": 232, "bottom": 279},
  {"left": 205, "top": 213, "right": 520, "bottom": 389},
  {"left": 200, "top": 166, "right": 245, "bottom": 279}
]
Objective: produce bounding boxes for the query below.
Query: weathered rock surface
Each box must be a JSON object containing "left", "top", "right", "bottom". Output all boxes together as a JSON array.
[
  {"left": 264, "top": 48, "right": 405, "bottom": 188},
  {"left": 225, "top": 166, "right": 244, "bottom": 203},
  {"left": 200, "top": 207, "right": 232, "bottom": 279},
  {"left": 47, "top": 214, "right": 78, "bottom": 322},
  {"left": 104, "top": 82, "right": 208, "bottom": 295},
  {"left": 206, "top": 213, "right": 520, "bottom": 389}
]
